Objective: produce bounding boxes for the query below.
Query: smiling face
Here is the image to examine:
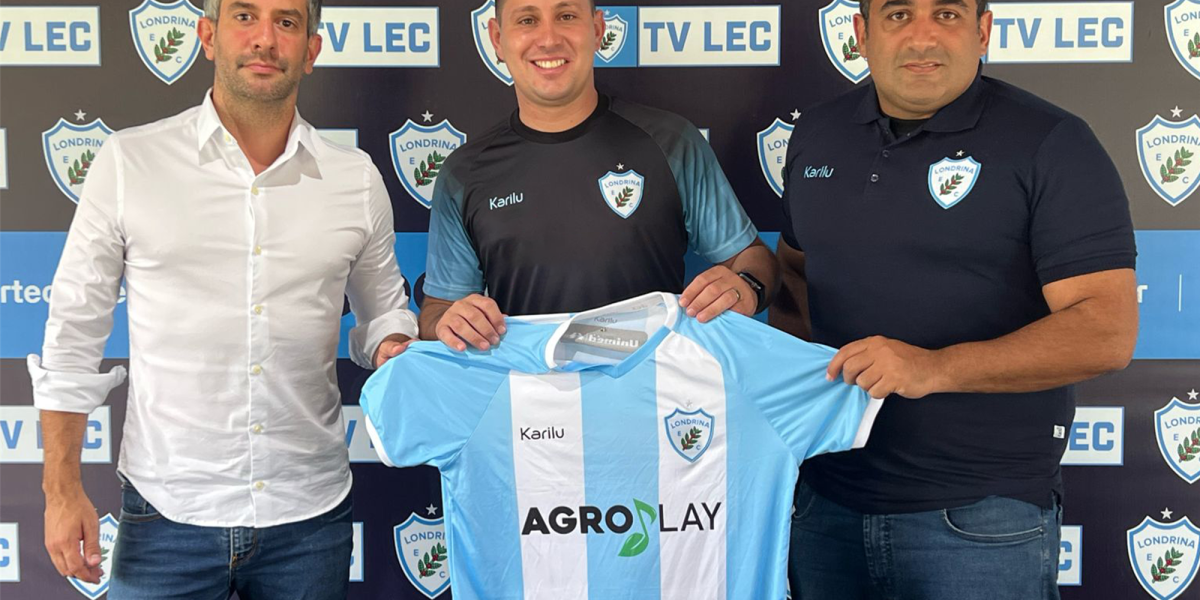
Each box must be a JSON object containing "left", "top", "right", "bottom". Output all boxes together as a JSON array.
[
  {"left": 199, "top": 0, "right": 322, "bottom": 105},
  {"left": 490, "top": 0, "right": 604, "bottom": 113},
  {"left": 854, "top": 0, "right": 991, "bottom": 119}
]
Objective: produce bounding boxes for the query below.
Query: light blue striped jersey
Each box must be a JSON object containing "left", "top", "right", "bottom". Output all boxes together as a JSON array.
[{"left": 360, "top": 292, "right": 882, "bottom": 600}]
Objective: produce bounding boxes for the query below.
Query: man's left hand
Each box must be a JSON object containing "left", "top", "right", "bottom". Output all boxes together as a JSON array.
[
  {"left": 680, "top": 265, "right": 756, "bottom": 323},
  {"left": 826, "top": 336, "right": 944, "bottom": 399},
  {"left": 374, "top": 334, "right": 415, "bottom": 368}
]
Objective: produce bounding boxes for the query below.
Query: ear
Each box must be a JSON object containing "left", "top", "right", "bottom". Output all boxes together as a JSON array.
[
  {"left": 593, "top": 8, "right": 605, "bottom": 47},
  {"left": 199, "top": 17, "right": 216, "bottom": 61},
  {"left": 852, "top": 13, "right": 868, "bottom": 63},
  {"left": 304, "top": 32, "right": 322, "bottom": 74},
  {"left": 976, "top": 10, "right": 993, "bottom": 58},
  {"left": 488, "top": 17, "right": 504, "bottom": 63}
]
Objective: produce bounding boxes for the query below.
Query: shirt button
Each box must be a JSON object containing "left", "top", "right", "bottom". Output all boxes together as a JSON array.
[
  {"left": 254, "top": 245, "right": 262, "bottom": 256},
  {"left": 224, "top": 133, "right": 233, "bottom": 144},
  {"left": 251, "top": 424, "right": 264, "bottom": 434},
  {"left": 250, "top": 364, "right": 262, "bottom": 375},
  {"left": 870, "top": 173, "right": 880, "bottom": 182},
  {"left": 253, "top": 481, "right": 266, "bottom": 491},
  {"left": 882, "top": 150, "right": 890, "bottom": 158},
  {"left": 253, "top": 305, "right": 263, "bottom": 315},
  {"left": 251, "top": 186, "right": 260, "bottom": 196}
]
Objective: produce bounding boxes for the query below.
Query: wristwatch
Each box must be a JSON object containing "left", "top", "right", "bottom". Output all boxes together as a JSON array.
[{"left": 737, "top": 271, "right": 766, "bottom": 314}]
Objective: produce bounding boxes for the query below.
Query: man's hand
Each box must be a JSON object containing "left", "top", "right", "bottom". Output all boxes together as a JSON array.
[
  {"left": 45, "top": 488, "right": 103, "bottom": 583},
  {"left": 680, "top": 265, "right": 756, "bottom": 323},
  {"left": 435, "top": 294, "right": 507, "bottom": 351},
  {"left": 826, "top": 336, "right": 944, "bottom": 399},
  {"left": 373, "top": 334, "right": 415, "bottom": 368}
]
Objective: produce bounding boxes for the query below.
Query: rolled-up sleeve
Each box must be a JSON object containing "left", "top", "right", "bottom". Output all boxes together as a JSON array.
[
  {"left": 345, "top": 164, "right": 420, "bottom": 370},
  {"left": 29, "top": 137, "right": 129, "bottom": 413}
]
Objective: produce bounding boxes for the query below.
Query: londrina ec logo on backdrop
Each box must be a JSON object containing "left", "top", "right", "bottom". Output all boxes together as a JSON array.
[
  {"left": 1128, "top": 515, "right": 1199, "bottom": 600},
  {"left": 1155, "top": 395, "right": 1200, "bottom": 484},
  {"left": 757, "top": 118, "right": 793, "bottom": 197},
  {"left": 1166, "top": 0, "right": 1200, "bottom": 81},
  {"left": 68, "top": 514, "right": 118, "bottom": 599},
  {"left": 818, "top": 0, "right": 869, "bottom": 83},
  {"left": 389, "top": 117, "right": 467, "bottom": 208},
  {"left": 395, "top": 512, "right": 450, "bottom": 599},
  {"left": 1137, "top": 114, "right": 1200, "bottom": 207},
  {"left": 42, "top": 114, "right": 113, "bottom": 204},
  {"left": 128, "top": 0, "right": 203, "bottom": 85}
]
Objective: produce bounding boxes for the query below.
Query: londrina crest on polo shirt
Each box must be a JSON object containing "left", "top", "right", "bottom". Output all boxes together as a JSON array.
[
  {"left": 927, "top": 154, "right": 982, "bottom": 209},
  {"left": 597, "top": 167, "right": 645, "bottom": 219}
]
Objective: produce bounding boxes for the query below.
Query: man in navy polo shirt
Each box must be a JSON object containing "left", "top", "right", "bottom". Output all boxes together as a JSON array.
[{"left": 774, "top": 0, "right": 1137, "bottom": 598}]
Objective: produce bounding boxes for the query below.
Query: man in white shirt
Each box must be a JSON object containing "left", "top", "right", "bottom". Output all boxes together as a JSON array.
[{"left": 29, "top": 0, "right": 416, "bottom": 597}]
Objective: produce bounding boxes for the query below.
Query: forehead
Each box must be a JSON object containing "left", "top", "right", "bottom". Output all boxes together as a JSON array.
[
  {"left": 220, "top": 0, "right": 308, "bottom": 15},
  {"left": 500, "top": 0, "right": 592, "bottom": 17}
]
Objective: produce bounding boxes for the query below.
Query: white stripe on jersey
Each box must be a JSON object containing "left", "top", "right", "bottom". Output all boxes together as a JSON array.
[
  {"left": 656, "top": 334, "right": 728, "bottom": 599},
  {"left": 511, "top": 372, "right": 589, "bottom": 599}
]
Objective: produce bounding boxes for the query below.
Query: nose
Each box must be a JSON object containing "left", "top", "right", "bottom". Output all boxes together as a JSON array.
[
  {"left": 906, "top": 14, "right": 940, "bottom": 54},
  {"left": 532, "top": 17, "right": 565, "bottom": 50},
  {"left": 251, "top": 18, "right": 278, "bottom": 54}
]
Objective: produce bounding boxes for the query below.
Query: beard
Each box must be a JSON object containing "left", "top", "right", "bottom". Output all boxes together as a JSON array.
[{"left": 214, "top": 48, "right": 302, "bottom": 104}]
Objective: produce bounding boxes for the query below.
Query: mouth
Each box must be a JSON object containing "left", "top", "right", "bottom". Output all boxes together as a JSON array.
[
  {"left": 531, "top": 58, "right": 567, "bottom": 71},
  {"left": 902, "top": 61, "right": 941, "bottom": 74},
  {"left": 242, "top": 62, "right": 282, "bottom": 74}
]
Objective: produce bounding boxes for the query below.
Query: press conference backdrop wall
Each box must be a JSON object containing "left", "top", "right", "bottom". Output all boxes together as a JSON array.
[{"left": 1, "top": 0, "right": 1198, "bottom": 598}]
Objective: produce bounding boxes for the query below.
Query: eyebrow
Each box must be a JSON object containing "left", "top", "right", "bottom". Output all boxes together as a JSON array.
[
  {"left": 509, "top": 1, "right": 587, "bottom": 15},
  {"left": 878, "top": 0, "right": 970, "bottom": 10},
  {"left": 225, "top": 1, "right": 304, "bottom": 21}
]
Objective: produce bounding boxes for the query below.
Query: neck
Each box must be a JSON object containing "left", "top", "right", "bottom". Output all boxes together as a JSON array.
[
  {"left": 211, "top": 85, "right": 297, "bottom": 173},
  {"left": 516, "top": 87, "right": 600, "bottom": 133}
]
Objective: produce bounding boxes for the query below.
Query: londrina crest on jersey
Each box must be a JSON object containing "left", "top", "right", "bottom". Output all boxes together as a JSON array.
[
  {"left": 1127, "top": 516, "right": 1199, "bottom": 600},
  {"left": 390, "top": 119, "right": 467, "bottom": 208},
  {"left": 1137, "top": 115, "right": 1200, "bottom": 207},
  {"left": 1165, "top": 0, "right": 1200, "bottom": 81},
  {"left": 472, "top": 0, "right": 512, "bottom": 85},
  {"left": 129, "top": 0, "right": 204, "bottom": 85},
  {"left": 68, "top": 513, "right": 118, "bottom": 599},
  {"left": 394, "top": 513, "right": 451, "bottom": 599},
  {"left": 1155, "top": 397, "right": 1200, "bottom": 484},
  {"left": 43, "top": 117, "right": 114, "bottom": 204},
  {"left": 927, "top": 156, "right": 982, "bottom": 209},
  {"left": 819, "top": 0, "right": 869, "bottom": 83},
  {"left": 596, "top": 10, "right": 630, "bottom": 63},
  {"left": 664, "top": 408, "right": 715, "bottom": 462},
  {"left": 597, "top": 169, "right": 645, "bottom": 218},
  {"left": 757, "top": 118, "right": 793, "bottom": 197}
]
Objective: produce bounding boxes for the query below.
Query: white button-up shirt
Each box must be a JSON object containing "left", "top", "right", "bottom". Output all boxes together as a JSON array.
[{"left": 28, "top": 92, "right": 418, "bottom": 527}]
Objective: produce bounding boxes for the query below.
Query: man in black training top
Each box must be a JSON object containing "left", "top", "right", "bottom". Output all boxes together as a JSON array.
[
  {"left": 419, "top": 0, "right": 777, "bottom": 349},
  {"left": 772, "top": 1, "right": 1138, "bottom": 599}
]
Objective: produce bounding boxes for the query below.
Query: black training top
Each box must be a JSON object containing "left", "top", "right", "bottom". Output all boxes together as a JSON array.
[
  {"left": 425, "top": 95, "right": 758, "bottom": 316},
  {"left": 780, "top": 71, "right": 1137, "bottom": 513}
]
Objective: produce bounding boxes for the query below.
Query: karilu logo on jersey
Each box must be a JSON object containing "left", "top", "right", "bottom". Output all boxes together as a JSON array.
[{"left": 521, "top": 499, "right": 722, "bottom": 558}]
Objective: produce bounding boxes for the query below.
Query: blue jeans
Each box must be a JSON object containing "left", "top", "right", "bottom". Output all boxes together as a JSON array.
[
  {"left": 788, "top": 481, "right": 1062, "bottom": 600},
  {"left": 108, "top": 477, "right": 352, "bottom": 600}
]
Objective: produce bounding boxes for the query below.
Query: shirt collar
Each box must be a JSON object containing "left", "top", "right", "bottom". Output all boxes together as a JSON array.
[
  {"left": 851, "top": 63, "right": 986, "bottom": 134},
  {"left": 195, "top": 89, "right": 323, "bottom": 160}
]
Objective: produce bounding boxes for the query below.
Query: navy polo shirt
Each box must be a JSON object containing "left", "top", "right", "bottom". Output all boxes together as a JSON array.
[{"left": 781, "top": 71, "right": 1136, "bottom": 514}]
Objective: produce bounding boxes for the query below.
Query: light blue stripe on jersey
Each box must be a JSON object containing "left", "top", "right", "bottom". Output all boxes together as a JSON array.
[
  {"left": 581, "top": 364, "right": 661, "bottom": 600},
  {"left": 443, "top": 377, "right": 525, "bottom": 599}
]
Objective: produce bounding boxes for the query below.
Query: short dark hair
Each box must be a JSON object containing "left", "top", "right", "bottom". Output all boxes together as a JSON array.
[
  {"left": 494, "top": 0, "right": 598, "bottom": 22},
  {"left": 859, "top": 0, "right": 988, "bottom": 22}
]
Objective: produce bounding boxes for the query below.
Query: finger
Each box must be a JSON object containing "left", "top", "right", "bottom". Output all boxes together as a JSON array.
[
  {"left": 83, "top": 513, "right": 101, "bottom": 568},
  {"left": 685, "top": 281, "right": 731, "bottom": 318},
  {"left": 46, "top": 542, "right": 69, "bottom": 577},
  {"left": 436, "top": 322, "right": 468, "bottom": 352},
  {"left": 467, "top": 296, "right": 507, "bottom": 335},
  {"left": 868, "top": 379, "right": 896, "bottom": 400},
  {"left": 680, "top": 269, "right": 718, "bottom": 307},
  {"left": 695, "top": 288, "right": 739, "bottom": 323},
  {"left": 826, "top": 341, "right": 867, "bottom": 381},
  {"left": 448, "top": 315, "right": 492, "bottom": 351},
  {"left": 854, "top": 369, "right": 883, "bottom": 392},
  {"left": 460, "top": 306, "right": 501, "bottom": 346},
  {"left": 60, "top": 530, "right": 88, "bottom": 582},
  {"left": 842, "top": 354, "right": 874, "bottom": 386}
]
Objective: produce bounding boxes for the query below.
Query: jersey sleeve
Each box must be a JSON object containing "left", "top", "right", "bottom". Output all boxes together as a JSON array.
[
  {"left": 1028, "top": 116, "right": 1137, "bottom": 285},
  {"left": 688, "top": 314, "right": 883, "bottom": 462},
  {"left": 359, "top": 343, "right": 506, "bottom": 468},
  {"left": 424, "top": 158, "right": 485, "bottom": 301}
]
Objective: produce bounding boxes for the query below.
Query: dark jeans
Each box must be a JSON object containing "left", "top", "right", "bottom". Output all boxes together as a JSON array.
[
  {"left": 108, "top": 477, "right": 353, "bottom": 600},
  {"left": 789, "top": 480, "right": 1062, "bottom": 600}
]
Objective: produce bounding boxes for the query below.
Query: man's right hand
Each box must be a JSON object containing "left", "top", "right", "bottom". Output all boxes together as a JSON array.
[
  {"left": 435, "top": 294, "right": 507, "bottom": 351},
  {"left": 45, "top": 487, "right": 103, "bottom": 583}
]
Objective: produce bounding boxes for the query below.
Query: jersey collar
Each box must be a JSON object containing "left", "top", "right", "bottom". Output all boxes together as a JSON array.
[
  {"left": 543, "top": 291, "right": 679, "bottom": 378},
  {"left": 851, "top": 63, "right": 986, "bottom": 134}
]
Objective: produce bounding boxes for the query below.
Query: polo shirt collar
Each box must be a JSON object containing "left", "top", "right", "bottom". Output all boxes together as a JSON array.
[{"left": 851, "top": 63, "right": 986, "bottom": 133}]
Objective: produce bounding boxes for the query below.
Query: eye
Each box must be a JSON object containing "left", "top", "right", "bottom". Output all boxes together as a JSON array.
[
  {"left": 886, "top": 10, "right": 910, "bottom": 22},
  {"left": 937, "top": 10, "right": 960, "bottom": 20},
  {"left": 234, "top": 12, "right": 252, "bottom": 22},
  {"left": 560, "top": 12, "right": 577, "bottom": 21},
  {"left": 517, "top": 16, "right": 536, "bottom": 26},
  {"left": 279, "top": 18, "right": 296, "bottom": 29}
]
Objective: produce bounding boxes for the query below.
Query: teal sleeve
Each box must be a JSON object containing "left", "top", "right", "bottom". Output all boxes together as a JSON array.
[
  {"left": 668, "top": 125, "right": 759, "bottom": 263},
  {"left": 424, "top": 162, "right": 484, "bottom": 301}
]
